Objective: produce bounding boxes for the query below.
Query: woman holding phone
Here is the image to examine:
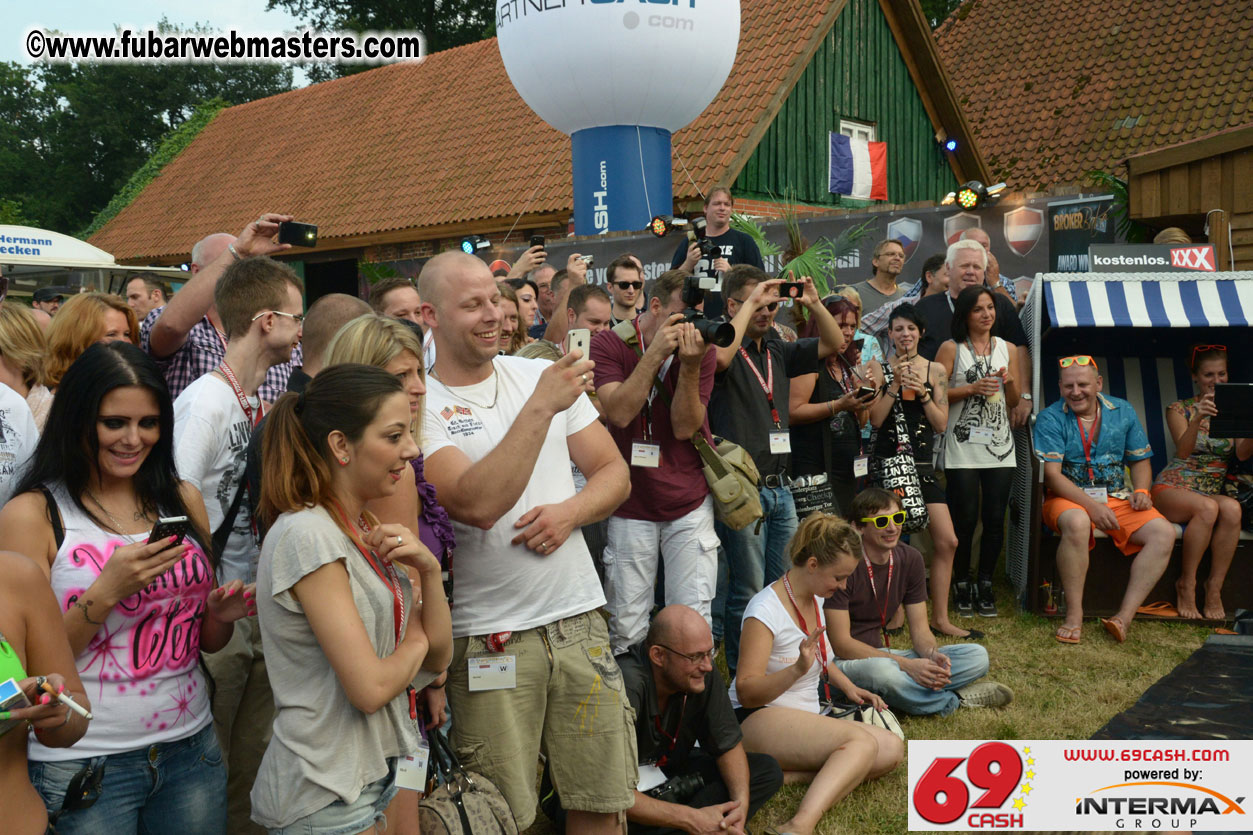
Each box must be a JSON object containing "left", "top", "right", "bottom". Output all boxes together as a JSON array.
[
  {"left": 789, "top": 296, "right": 878, "bottom": 517},
  {"left": 252, "top": 364, "right": 451, "bottom": 834},
  {"left": 936, "top": 286, "right": 1021, "bottom": 622},
  {"left": 0, "top": 342, "right": 253, "bottom": 834}
]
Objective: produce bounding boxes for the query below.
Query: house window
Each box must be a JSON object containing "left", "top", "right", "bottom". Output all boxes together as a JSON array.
[{"left": 839, "top": 119, "right": 876, "bottom": 143}]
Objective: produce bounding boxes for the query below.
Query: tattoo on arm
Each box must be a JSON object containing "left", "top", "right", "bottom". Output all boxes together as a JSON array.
[{"left": 933, "top": 373, "right": 948, "bottom": 407}]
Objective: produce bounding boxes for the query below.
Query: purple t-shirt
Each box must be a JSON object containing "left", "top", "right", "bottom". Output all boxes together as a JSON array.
[
  {"left": 590, "top": 327, "right": 714, "bottom": 522},
  {"left": 411, "top": 454, "right": 455, "bottom": 566},
  {"left": 824, "top": 544, "right": 927, "bottom": 648}
]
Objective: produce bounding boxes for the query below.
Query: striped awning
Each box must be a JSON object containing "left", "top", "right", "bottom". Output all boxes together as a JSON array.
[{"left": 1043, "top": 272, "right": 1253, "bottom": 328}]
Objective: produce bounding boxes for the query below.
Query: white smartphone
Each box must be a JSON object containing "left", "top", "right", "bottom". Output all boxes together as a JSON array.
[{"left": 567, "top": 328, "right": 591, "bottom": 359}]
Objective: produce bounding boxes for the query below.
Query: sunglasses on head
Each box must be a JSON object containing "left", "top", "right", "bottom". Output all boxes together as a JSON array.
[
  {"left": 1191, "top": 344, "right": 1226, "bottom": 365},
  {"left": 1058, "top": 355, "right": 1096, "bottom": 369},
  {"left": 614, "top": 281, "right": 643, "bottom": 290},
  {"left": 860, "top": 510, "right": 907, "bottom": 528}
]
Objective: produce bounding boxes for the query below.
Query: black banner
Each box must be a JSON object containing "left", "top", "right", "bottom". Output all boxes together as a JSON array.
[{"left": 1048, "top": 197, "right": 1116, "bottom": 272}]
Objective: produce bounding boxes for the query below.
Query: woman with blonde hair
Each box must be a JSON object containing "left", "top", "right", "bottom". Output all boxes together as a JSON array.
[
  {"left": 0, "top": 302, "right": 54, "bottom": 428},
  {"left": 43, "top": 293, "right": 138, "bottom": 389},
  {"left": 731, "top": 513, "right": 902, "bottom": 835}
]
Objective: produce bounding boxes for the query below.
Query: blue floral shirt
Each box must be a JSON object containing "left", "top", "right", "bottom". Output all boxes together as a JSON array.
[{"left": 1033, "top": 393, "right": 1152, "bottom": 499}]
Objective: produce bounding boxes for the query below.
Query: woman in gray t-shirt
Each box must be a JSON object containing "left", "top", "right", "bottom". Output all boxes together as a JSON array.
[{"left": 251, "top": 364, "right": 451, "bottom": 832}]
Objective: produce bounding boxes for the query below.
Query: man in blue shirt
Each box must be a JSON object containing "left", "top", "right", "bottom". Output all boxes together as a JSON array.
[{"left": 1034, "top": 356, "right": 1174, "bottom": 645}]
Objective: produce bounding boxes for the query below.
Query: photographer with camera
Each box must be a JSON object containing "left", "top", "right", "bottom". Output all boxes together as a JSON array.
[
  {"left": 591, "top": 270, "right": 720, "bottom": 654},
  {"left": 710, "top": 266, "right": 844, "bottom": 676},
  {"left": 670, "top": 189, "right": 764, "bottom": 277}
]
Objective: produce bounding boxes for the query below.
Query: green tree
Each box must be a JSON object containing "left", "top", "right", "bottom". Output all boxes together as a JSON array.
[
  {"left": 920, "top": 0, "right": 966, "bottom": 28},
  {"left": 0, "top": 20, "right": 292, "bottom": 236},
  {"left": 268, "top": 0, "right": 495, "bottom": 79}
]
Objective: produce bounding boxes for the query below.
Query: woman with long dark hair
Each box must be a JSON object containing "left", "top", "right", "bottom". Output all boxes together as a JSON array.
[
  {"left": 0, "top": 342, "right": 253, "bottom": 834},
  {"left": 252, "top": 364, "right": 451, "bottom": 834},
  {"left": 936, "top": 286, "right": 1021, "bottom": 621},
  {"left": 789, "top": 296, "right": 878, "bottom": 517}
]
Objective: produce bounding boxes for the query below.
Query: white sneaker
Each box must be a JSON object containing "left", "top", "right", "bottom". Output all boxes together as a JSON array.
[{"left": 956, "top": 681, "right": 1014, "bottom": 708}]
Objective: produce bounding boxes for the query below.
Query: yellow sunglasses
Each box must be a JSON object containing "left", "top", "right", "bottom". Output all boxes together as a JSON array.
[
  {"left": 860, "top": 510, "right": 907, "bottom": 528},
  {"left": 1058, "top": 355, "right": 1096, "bottom": 369}
]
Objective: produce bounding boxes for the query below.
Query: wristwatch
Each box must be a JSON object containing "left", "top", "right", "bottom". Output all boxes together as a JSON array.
[{"left": 1021, "top": 393, "right": 1033, "bottom": 401}]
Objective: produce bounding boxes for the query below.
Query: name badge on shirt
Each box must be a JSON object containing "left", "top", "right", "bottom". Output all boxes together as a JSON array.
[
  {"left": 468, "top": 655, "right": 517, "bottom": 692},
  {"left": 853, "top": 455, "right": 870, "bottom": 478},
  {"left": 631, "top": 441, "right": 661, "bottom": 468},
  {"left": 1084, "top": 487, "right": 1108, "bottom": 504},
  {"left": 968, "top": 426, "right": 995, "bottom": 445},
  {"left": 769, "top": 431, "right": 792, "bottom": 454},
  {"left": 637, "top": 763, "right": 668, "bottom": 792},
  {"left": 396, "top": 740, "right": 430, "bottom": 793}
]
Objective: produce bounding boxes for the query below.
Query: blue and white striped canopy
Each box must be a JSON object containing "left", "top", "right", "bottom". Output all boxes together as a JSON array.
[{"left": 1044, "top": 273, "right": 1253, "bottom": 328}]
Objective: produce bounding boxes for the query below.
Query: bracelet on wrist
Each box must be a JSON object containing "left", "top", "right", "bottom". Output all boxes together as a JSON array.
[
  {"left": 228, "top": 243, "right": 243, "bottom": 261},
  {"left": 1133, "top": 488, "right": 1150, "bottom": 496}
]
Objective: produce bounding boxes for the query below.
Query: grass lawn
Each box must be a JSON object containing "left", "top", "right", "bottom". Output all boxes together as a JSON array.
[{"left": 523, "top": 584, "right": 1215, "bottom": 834}]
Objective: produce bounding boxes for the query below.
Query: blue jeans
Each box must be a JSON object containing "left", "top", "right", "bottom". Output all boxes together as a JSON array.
[
  {"left": 713, "top": 485, "right": 798, "bottom": 675},
  {"left": 835, "top": 644, "right": 989, "bottom": 716},
  {"left": 269, "top": 760, "right": 398, "bottom": 835},
  {"left": 29, "top": 721, "right": 226, "bottom": 835}
]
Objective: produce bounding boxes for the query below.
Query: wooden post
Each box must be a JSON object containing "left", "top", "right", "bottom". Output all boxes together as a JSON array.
[{"left": 1207, "top": 209, "right": 1231, "bottom": 270}]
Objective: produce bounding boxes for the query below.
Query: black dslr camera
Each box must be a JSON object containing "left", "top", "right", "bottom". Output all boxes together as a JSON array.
[{"left": 645, "top": 771, "right": 706, "bottom": 804}]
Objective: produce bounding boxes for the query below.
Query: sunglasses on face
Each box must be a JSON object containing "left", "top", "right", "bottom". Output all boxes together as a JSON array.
[
  {"left": 730, "top": 297, "right": 778, "bottom": 311},
  {"left": 1057, "top": 355, "right": 1096, "bottom": 369},
  {"left": 615, "top": 281, "right": 643, "bottom": 290},
  {"left": 860, "top": 510, "right": 907, "bottom": 528}
]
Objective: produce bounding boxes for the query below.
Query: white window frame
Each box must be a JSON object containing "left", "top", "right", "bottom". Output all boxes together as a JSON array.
[{"left": 839, "top": 119, "right": 876, "bottom": 143}]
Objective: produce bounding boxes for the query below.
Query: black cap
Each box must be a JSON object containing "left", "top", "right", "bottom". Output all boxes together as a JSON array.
[{"left": 33, "top": 286, "right": 69, "bottom": 302}]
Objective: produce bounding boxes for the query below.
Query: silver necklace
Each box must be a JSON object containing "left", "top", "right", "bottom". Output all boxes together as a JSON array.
[
  {"left": 430, "top": 360, "right": 500, "bottom": 409},
  {"left": 85, "top": 490, "right": 147, "bottom": 534}
]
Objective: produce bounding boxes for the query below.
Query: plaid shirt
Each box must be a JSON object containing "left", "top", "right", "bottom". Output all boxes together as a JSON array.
[{"left": 141, "top": 306, "right": 302, "bottom": 403}]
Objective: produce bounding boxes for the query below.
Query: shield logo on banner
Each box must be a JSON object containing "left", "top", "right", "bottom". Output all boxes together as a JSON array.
[
  {"left": 1003, "top": 206, "right": 1045, "bottom": 257},
  {"left": 886, "top": 218, "right": 923, "bottom": 262},
  {"left": 944, "top": 212, "right": 981, "bottom": 246}
]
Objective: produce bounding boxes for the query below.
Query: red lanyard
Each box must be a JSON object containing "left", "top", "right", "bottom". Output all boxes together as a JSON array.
[
  {"left": 1077, "top": 409, "right": 1101, "bottom": 483},
  {"left": 863, "top": 553, "right": 895, "bottom": 648},
  {"left": 331, "top": 502, "right": 417, "bottom": 721},
  {"left": 217, "top": 362, "right": 264, "bottom": 427},
  {"left": 781, "top": 572, "right": 827, "bottom": 675},
  {"left": 652, "top": 695, "right": 687, "bottom": 767},
  {"left": 738, "top": 346, "right": 780, "bottom": 427}
]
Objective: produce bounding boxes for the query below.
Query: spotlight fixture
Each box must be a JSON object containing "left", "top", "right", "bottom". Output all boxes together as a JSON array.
[
  {"left": 944, "top": 138, "right": 959, "bottom": 152},
  {"left": 649, "top": 215, "right": 692, "bottom": 237},
  {"left": 949, "top": 181, "right": 1007, "bottom": 210},
  {"left": 460, "top": 235, "right": 490, "bottom": 254}
]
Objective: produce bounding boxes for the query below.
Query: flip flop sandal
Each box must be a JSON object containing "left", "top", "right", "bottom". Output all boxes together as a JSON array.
[
  {"left": 1101, "top": 616, "right": 1127, "bottom": 643},
  {"left": 1137, "top": 601, "right": 1179, "bottom": 617},
  {"left": 1055, "top": 624, "right": 1081, "bottom": 644}
]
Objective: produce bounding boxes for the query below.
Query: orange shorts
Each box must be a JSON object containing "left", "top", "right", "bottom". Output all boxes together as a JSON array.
[{"left": 1042, "top": 495, "right": 1168, "bottom": 556}]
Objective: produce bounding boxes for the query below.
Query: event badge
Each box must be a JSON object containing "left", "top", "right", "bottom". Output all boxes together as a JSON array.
[
  {"left": 631, "top": 441, "right": 661, "bottom": 468},
  {"left": 853, "top": 456, "right": 870, "bottom": 478},
  {"left": 637, "top": 763, "right": 667, "bottom": 792},
  {"left": 396, "top": 740, "right": 430, "bottom": 793},
  {"left": 769, "top": 431, "right": 792, "bottom": 454},
  {"left": 468, "top": 655, "right": 517, "bottom": 692},
  {"left": 969, "top": 426, "right": 995, "bottom": 445},
  {"left": 1083, "top": 487, "right": 1108, "bottom": 503}
]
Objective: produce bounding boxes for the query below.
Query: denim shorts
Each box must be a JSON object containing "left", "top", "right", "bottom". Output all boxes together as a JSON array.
[
  {"left": 269, "top": 760, "right": 399, "bottom": 835},
  {"left": 28, "top": 721, "right": 226, "bottom": 835}
]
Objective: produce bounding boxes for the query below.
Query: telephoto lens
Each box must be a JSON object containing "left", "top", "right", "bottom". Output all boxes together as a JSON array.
[{"left": 645, "top": 772, "right": 706, "bottom": 803}]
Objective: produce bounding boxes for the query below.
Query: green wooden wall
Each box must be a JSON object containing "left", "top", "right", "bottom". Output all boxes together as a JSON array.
[{"left": 733, "top": 0, "right": 957, "bottom": 207}]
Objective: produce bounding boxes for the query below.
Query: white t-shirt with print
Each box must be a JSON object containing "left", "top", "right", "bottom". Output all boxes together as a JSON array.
[
  {"left": 729, "top": 584, "right": 833, "bottom": 715},
  {"left": 174, "top": 373, "right": 260, "bottom": 585},
  {"left": 0, "top": 384, "right": 38, "bottom": 507},
  {"left": 422, "top": 356, "right": 604, "bottom": 638}
]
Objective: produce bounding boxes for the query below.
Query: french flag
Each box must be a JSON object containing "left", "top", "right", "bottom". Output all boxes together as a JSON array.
[{"left": 829, "top": 133, "right": 888, "bottom": 201}]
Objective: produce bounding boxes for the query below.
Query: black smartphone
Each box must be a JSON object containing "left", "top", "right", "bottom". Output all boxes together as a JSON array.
[
  {"left": 147, "top": 516, "right": 190, "bottom": 546},
  {"left": 853, "top": 338, "right": 866, "bottom": 351},
  {"left": 278, "top": 221, "right": 318, "bottom": 247},
  {"left": 780, "top": 281, "right": 804, "bottom": 299},
  {"left": 857, "top": 385, "right": 877, "bottom": 399},
  {"left": 530, "top": 234, "right": 545, "bottom": 249}
]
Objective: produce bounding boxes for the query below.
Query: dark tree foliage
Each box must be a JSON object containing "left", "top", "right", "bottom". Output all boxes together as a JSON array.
[
  {"left": 268, "top": 0, "right": 496, "bottom": 79},
  {"left": 920, "top": 0, "right": 966, "bottom": 28},
  {"left": 0, "top": 21, "right": 291, "bottom": 236}
]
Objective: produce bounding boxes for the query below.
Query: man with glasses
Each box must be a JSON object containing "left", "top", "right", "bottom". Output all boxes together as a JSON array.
[
  {"left": 173, "top": 255, "right": 305, "bottom": 834},
  {"left": 709, "top": 265, "right": 843, "bottom": 676},
  {"left": 592, "top": 270, "right": 720, "bottom": 654},
  {"left": 825, "top": 488, "right": 1012, "bottom": 715},
  {"left": 142, "top": 217, "right": 302, "bottom": 401},
  {"left": 544, "top": 605, "right": 783, "bottom": 834},
  {"left": 1034, "top": 355, "right": 1173, "bottom": 645},
  {"left": 606, "top": 254, "right": 646, "bottom": 325}
]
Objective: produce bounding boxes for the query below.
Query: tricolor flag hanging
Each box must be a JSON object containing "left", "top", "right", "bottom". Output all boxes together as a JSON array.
[{"left": 828, "top": 133, "right": 888, "bottom": 201}]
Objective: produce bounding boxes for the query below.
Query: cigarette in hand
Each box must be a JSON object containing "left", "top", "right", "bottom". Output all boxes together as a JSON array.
[{"left": 37, "top": 679, "right": 93, "bottom": 721}]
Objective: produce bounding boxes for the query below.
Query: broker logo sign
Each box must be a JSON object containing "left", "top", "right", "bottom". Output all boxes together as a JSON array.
[{"left": 1170, "top": 246, "right": 1214, "bottom": 271}]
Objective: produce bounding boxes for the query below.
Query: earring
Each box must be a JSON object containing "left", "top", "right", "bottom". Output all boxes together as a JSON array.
[{"left": 339, "top": 457, "right": 349, "bottom": 465}]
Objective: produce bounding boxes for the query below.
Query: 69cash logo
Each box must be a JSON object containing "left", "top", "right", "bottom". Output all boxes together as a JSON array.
[{"left": 911, "top": 741, "right": 1035, "bottom": 829}]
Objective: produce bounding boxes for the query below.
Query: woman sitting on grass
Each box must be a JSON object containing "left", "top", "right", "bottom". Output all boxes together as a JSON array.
[{"left": 730, "top": 513, "right": 903, "bottom": 835}]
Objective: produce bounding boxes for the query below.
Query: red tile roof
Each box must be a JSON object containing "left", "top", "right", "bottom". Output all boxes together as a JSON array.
[{"left": 934, "top": 0, "right": 1253, "bottom": 190}]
